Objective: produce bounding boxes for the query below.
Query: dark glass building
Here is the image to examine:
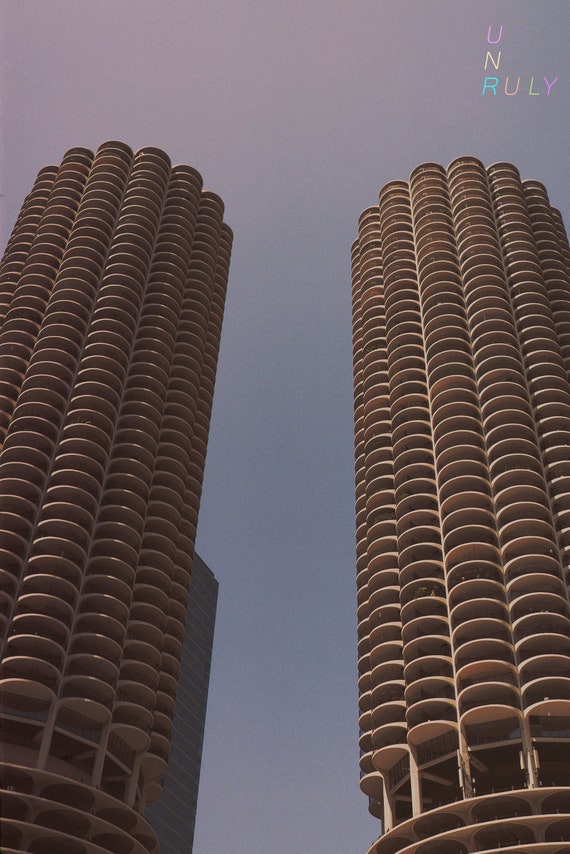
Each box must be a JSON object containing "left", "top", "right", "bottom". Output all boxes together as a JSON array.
[
  {"left": 0, "top": 141, "right": 231, "bottom": 854},
  {"left": 352, "top": 158, "right": 570, "bottom": 854},
  {"left": 145, "top": 552, "right": 218, "bottom": 853}
]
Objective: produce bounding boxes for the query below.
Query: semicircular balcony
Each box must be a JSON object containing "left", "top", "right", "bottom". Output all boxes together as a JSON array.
[
  {"left": 122, "top": 637, "right": 162, "bottom": 671},
  {"left": 522, "top": 676, "right": 570, "bottom": 710},
  {"left": 472, "top": 325, "right": 520, "bottom": 367},
  {"left": 457, "top": 659, "right": 518, "bottom": 693},
  {"left": 369, "top": 692, "right": 406, "bottom": 729},
  {"left": 482, "top": 386, "right": 533, "bottom": 425},
  {"left": 422, "top": 288, "right": 464, "bottom": 327},
  {"left": 132, "top": 580, "right": 170, "bottom": 614},
  {"left": 478, "top": 371, "right": 529, "bottom": 408},
  {"left": 366, "top": 620, "right": 402, "bottom": 652},
  {"left": 401, "top": 615, "right": 449, "bottom": 647},
  {"left": 454, "top": 636, "right": 515, "bottom": 671},
  {"left": 405, "top": 670, "right": 454, "bottom": 702},
  {"left": 15, "top": 591, "right": 74, "bottom": 626},
  {"left": 497, "top": 498, "right": 553, "bottom": 531},
  {"left": 73, "top": 611, "right": 125, "bottom": 646},
  {"left": 0, "top": 655, "right": 60, "bottom": 691},
  {"left": 369, "top": 639, "right": 404, "bottom": 673},
  {"left": 499, "top": 520, "right": 557, "bottom": 560},
  {"left": 11, "top": 611, "right": 69, "bottom": 647},
  {"left": 406, "top": 696, "right": 457, "bottom": 730},
  {"left": 432, "top": 413, "right": 482, "bottom": 454},
  {"left": 511, "top": 589, "right": 569, "bottom": 622},
  {"left": 448, "top": 575, "right": 506, "bottom": 612},
  {"left": 370, "top": 675, "right": 405, "bottom": 708},
  {"left": 80, "top": 575, "right": 131, "bottom": 611},
  {"left": 397, "top": 518, "right": 441, "bottom": 554},
  {"left": 502, "top": 535, "right": 560, "bottom": 574},
  {"left": 445, "top": 540, "right": 501, "bottom": 579},
  {"left": 403, "top": 617, "right": 450, "bottom": 662},
  {"left": 439, "top": 475, "right": 492, "bottom": 508},
  {"left": 112, "top": 699, "right": 154, "bottom": 734},
  {"left": 450, "top": 557, "right": 502, "bottom": 591},
  {"left": 5, "top": 630, "right": 65, "bottom": 672},
  {"left": 399, "top": 559, "right": 444, "bottom": 592},
  {"left": 436, "top": 458, "right": 488, "bottom": 495},
  {"left": 520, "top": 653, "right": 570, "bottom": 685},
  {"left": 89, "top": 540, "right": 138, "bottom": 577},
  {"left": 464, "top": 296, "right": 515, "bottom": 336},
  {"left": 69, "top": 631, "right": 122, "bottom": 667},
  {"left": 514, "top": 611, "right": 570, "bottom": 644},
  {"left": 64, "top": 652, "right": 119, "bottom": 688},
  {"left": 78, "top": 592, "right": 129, "bottom": 626},
  {"left": 61, "top": 673, "right": 115, "bottom": 706},
  {"left": 471, "top": 819, "right": 538, "bottom": 852},
  {"left": 490, "top": 449, "right": 544, "bottom": 493},
  {"left": 391, "top": 402, "right": 431, "bottom": 437},
  {"left": 370, "top": 659, "right": 404, "bottom": 692},
  {"left": 442, "top": 505, "right": 496, "bottom": 540},
  {"left": 451, "top": 596, "right": 508, "bottom": 632},
  {"left": 370, "top": 720, "right": 407, "bottom": 752},
  {"left": 366, "top": 566, "right": 398, "bottom": 604},
  {"left": 452, "top": 616, "right": 512, "bottom": 652},
  {"left": 505, "top": 556, "right": 561, "bottom": 597},
  {"left": 517, "top": 629, "right": 570, "bottom": 665},
  {"left": 400, "top": 577, "right": 446, "bottom": 607},
  {"left": 404, "top": 635, "right": 451, "bottom": 668},
  {"left": 459, "top": 679, "right": 520, "bottom": 716},
  {"left": 400, "top": 591, "right": 447, "bottom": 627},
  {"left": 427, "top": 358, "right": 475, "bottom": 392}
]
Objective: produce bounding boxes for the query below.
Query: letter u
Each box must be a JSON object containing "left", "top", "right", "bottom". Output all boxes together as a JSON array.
[
  {"left": 487, "top": 24, "right": 503, "bottom": 44},
  {"left": 505, "top": 77, "right": 520, "bottom": 96}
]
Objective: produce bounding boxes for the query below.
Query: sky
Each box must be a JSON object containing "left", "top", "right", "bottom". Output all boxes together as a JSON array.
[{"left": 1, "top": 2, "right": 569, "bottom": 853}]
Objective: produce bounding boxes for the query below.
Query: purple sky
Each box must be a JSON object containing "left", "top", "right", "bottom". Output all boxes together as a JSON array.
[{"left": 2, "top": 2, "right": 569, "bottom": 852}]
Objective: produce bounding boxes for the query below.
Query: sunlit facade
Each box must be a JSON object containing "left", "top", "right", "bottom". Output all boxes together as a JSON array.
[
  {"left": 352, "top": 157, "right": 570, "bottom": 853},
  {"left": 0, "top": 141, "right": 231, "bottom": 854}
]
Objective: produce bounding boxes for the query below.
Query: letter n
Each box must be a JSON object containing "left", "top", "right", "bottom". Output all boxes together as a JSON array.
[{"left": 484, "top": 51, "right": 501, "bottom": 70}]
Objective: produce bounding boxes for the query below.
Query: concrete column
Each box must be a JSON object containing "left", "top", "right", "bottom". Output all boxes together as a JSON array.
[
  {"left": 91, "top": 723, "right": 111, "bottom": 788},
  {"left": 409, "top": 751, "right": 422, "bottom": 815},
  {"left": 381, "top": 772, "right": 395, "bottom": 832}
]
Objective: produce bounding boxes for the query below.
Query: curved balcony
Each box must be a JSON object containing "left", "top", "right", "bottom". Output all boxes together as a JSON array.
[
  {"left": 454, "top": 637, "right": 515, "bottom": 671},
  {"left": 450, "top": 596, "right": 508, "bottom": 631}
]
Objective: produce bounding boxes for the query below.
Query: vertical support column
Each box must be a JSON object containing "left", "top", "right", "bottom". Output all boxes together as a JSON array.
[
  {"left": 409, "top": 751, "right": 422, "bottom": 816},
  {"left": 91, "top": 722, "right": 111, "bottom": 788},
  {"left": 381, "top": 772, "right": 395, "bottom": 833}
]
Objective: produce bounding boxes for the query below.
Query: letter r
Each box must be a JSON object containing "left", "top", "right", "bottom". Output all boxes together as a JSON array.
[{"left": 482, "top": 77, "right": 499, "bottom": 95}]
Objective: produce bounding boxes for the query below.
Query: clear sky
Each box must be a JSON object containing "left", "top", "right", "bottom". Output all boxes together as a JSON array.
[{"left": 1, "top": 2, "right": 569, "bottom": 853}]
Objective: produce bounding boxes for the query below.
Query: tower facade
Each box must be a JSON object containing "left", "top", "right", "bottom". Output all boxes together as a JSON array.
[
  {"left": 0, "top": 142, "right": 231, "bottom": 854},
  {"left": 145, "top": 552, "right": 218, "bottom": 853},
  {"left": 351, "top": 158, "right": 570, "bottom": 853}
]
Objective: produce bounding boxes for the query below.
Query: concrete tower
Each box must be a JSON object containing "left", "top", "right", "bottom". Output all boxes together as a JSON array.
[
  {"left": 352, "top": 157, "right": 570, "bottom": 854},
  {"left": 0, "top": 141, "right": 231, "bottom": 854}
]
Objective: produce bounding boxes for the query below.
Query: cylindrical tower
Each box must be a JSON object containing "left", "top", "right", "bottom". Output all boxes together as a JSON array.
[
  {"left": 352, "top": 157, "right": 570, "bottom": 854},
  {"left": 0, "top": 142, "right": 232, "bottom": 854}
]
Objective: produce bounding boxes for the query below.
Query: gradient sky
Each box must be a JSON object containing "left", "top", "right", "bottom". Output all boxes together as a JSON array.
[{"left": 1, "top": 2, "right": 569, "bottom": 852}]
